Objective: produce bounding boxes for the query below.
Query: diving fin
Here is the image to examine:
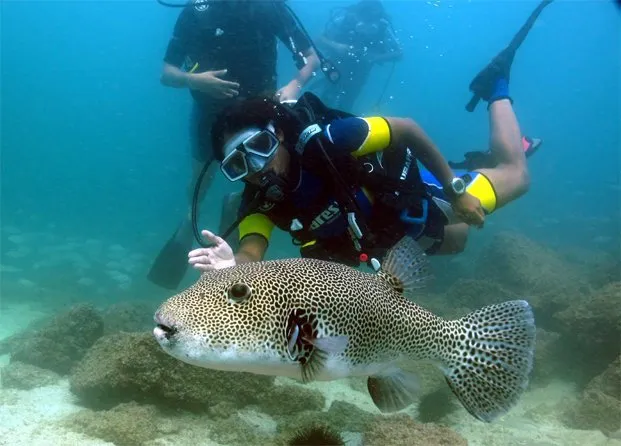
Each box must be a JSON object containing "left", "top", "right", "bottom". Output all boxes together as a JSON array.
[
  {"left": 466, "top": 0, "right": 555, "bottom": 111},
  {"left": 147, "top": 218, "right": 194, "bottom": 290},
  {"left": 523, "top": 136, "right": 543, "bottom": 158},
  {"left": 449, "top": 150, "right": 494, "bottom": 171},
  {"left": 449, "top": 136, "right": 544, "bottom": 170}
]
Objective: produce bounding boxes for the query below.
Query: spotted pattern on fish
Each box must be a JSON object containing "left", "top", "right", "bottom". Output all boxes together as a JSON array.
[
  {"left": 157, "top": 258, "right": 442, "bottom": 366},
  {"left": 154, "top": 237, "right": 535, "bottom": 423}
]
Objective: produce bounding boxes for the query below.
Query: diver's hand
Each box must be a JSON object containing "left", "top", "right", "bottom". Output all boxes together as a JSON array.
[
  {"left": 275, "top": 80, "right": 301, "bottom": 102},
  {"left": 187, "top": 70, "right": 240, "bottom": 99},
  {"left": 188, "top": 230, "right": 236, "bottom": 272},
  {"left": 452, "top": 193, "right": 485, "bottom": 228}
]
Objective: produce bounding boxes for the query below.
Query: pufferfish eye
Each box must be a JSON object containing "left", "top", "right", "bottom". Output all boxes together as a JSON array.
[{"left": 228, "top": 283, "right": 252, "bottom": 303}]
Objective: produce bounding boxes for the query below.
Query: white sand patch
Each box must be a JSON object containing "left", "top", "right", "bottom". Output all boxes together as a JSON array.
[
  {"left": 0, "top": 381, "right": 112, "bottom": 446},
  {"left": 0, "top": 304, "right": 49, "bottom": 335},
  {"left": 0, "top": 303, "right": 49, "bottom": 368}
]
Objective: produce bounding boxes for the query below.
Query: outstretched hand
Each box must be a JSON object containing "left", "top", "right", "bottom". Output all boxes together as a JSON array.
[{"left": 188, "top": 230, "right": 236, "bottom": 272}]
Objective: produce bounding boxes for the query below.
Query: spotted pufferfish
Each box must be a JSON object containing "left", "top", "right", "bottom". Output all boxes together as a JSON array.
[{"left": 153, "top": 236, "right": 536, "bottom": 422}]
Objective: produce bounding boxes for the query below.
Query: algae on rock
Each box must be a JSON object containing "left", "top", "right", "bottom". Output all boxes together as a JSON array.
[{"left": 70, "top": 331, "right": 275, "bottom": 411}]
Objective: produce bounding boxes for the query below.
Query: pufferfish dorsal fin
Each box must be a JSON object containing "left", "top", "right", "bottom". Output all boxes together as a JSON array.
[
  {"left": 378, "top": 236, "right": 433, "bottom": 295},
  {"left": 285, "top": 308, "right": 348, "bottom": 383}
]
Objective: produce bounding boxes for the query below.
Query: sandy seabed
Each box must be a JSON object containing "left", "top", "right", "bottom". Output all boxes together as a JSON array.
[{"left": 1, "top": 302, "right": 619, "bottom": 446}]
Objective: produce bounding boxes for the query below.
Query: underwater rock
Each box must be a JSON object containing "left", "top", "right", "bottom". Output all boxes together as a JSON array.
[
  {"left": 9, "top": 303, "right": 104, "bottom": 375},
  {"left": 277, "top": 400, "right": 374, "bottom": 438},
  {"left": 563, "top": 355, "right": 621, "bottom": 435},
  {"left": 1, "top": 361, "right": 61, "bottom": 390},
  {"left": 531, "top": 328, "right": 568, "bottom": 386},
  {"left": 474, "top": 232, "right": 589, "bottom": 318},
  {"left": 362, "top": 413, "right": 467, "bottom": 446},
  {"left": 554, "top": 282, "right": 621, "bottom": 350},
  {"left": 259, "top": 382, "right": 326, "bottom": 416},
  {"left": 553, "top": 282, "right": 621, "bottom": 368},
  {"left": 416, "top": 387, "right": 459, "bottom": 423},
  {"left": 442, "top": 278, "right": 518, "bottom": 309},
  {"left": 425, "top": 255, "right": 471, "bottom": 294},
  {"left": 560, "top": 246, "right": 621, "bottom": 289},
  {"left": 0, "top": 328, "right": 34, "bottom": 356},
  {"left": 208, "top": 412, "right": 275, "bottom": 446},
  {"left": 404, "top": 362, "right": 458, "bottom": 418},
  {"left": 206, "top": 401, "right": 239, "bottom": 420},
  {"left": 101, "top": 301, "right": 156, "bottom": 335},
  {"left": 64, "top": 401, "right": 175, "bottom": 446},
  {"left": 70, "top": 331, "right": 275, "bottom": 411}
]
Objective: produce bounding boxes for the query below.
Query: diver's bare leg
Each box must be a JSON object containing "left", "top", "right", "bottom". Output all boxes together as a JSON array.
[
  {"left": 476, "top": 99, "right": 530, "bottom": 209},
  {"left": 433, "top": 223, "right": 469, "bottom": 255}
]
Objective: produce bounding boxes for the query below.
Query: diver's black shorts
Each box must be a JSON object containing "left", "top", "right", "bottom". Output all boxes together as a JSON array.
[{"left": 189, "top": 102, "right": 220, "bottom": 164}]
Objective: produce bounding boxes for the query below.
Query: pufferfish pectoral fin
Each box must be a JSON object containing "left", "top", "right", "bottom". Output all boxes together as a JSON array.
[
  {"left": 286, "top": 308, "right": 350, "bottom": 383},
  {"left": 379, "top": 236, "right": 433, "bottom": 295},
  {"left": 302, "top": 335, "right": 349, "bottom": 383},
  {"left": 367, "top": 367, "right": 420, "bottom": 413}
]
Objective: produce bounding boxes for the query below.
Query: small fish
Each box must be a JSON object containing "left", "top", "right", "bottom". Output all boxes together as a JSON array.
[{"left": 153, "top": 236, "right": 536, "bottom": 422}]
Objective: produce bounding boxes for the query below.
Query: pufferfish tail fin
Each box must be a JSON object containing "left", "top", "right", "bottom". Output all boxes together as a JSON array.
[{"left": 440, "top": 300, "right": 536, "bottom": 422}]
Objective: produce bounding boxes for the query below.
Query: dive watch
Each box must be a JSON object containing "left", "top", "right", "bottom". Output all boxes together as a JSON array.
[{"left": 449, "top": 177, "right": 467, "bottom": 196}]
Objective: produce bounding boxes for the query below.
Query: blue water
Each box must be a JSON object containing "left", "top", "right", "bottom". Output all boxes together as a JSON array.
[
  {"left": 0, "top": 1, "right": 619, "bottom": 444},
  {"left": 2, "top": 0, "right": 619, "bottom": 301}
]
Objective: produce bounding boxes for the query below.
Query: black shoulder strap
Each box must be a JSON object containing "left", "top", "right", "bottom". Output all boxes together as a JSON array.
[
  {"left": 294, "top": 92, "right": 355, "bottom": 124},
  {"left": 290, "top": 94, "right": 373, "bottom": 244}
]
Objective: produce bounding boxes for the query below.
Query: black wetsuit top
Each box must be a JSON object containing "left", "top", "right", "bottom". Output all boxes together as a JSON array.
[{"left": 163, "top": 0, "right": 312, "bottom": 108}]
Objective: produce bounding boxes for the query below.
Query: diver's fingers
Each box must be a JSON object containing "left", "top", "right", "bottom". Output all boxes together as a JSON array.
[
  {"left": 219, "top": 90, "right": 238, "bottom": 99},
  {"left": 477, "top": 208, "right": 486, "bottom": 227},
  {"left": 189, "top": 255, "right": 210, "bottom": 266},
  {"left": 213, "top": 77, "right": 240, "bottom": 89},
  {"left": 201, "top": 230, "right": 225, "bottom": 246},
  {"left": 192, "top": 262, "right": 214, "bottom": 272},
  {"left": 188, "top": 247, "right": 211, "bottom": 258}
]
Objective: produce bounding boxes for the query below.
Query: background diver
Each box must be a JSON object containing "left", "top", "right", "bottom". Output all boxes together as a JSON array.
[
  {"left": 148, "top": 0, "right": 319, "bottom": 289},
  {"left": 315, "top": 0, "right": 403, "bottom": 112}
]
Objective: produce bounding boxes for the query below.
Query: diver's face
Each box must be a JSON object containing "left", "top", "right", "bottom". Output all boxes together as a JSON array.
[
  {"left": 355, "top": 20, "right": 381, "bottom": 38},
  {"left": 244, "top": 130, "right": 290, "bottom": 187}
]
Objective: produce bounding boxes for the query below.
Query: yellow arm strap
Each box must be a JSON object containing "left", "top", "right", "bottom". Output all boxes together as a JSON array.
[
  {"left": 238, "top": 213, "right": 275, "bottom": 242},
  {"left": 466, "top": 173, "right": 498, "bottom": 214},
  {"left": 352, "top": 117, "right": 392, "bottom": 158}
]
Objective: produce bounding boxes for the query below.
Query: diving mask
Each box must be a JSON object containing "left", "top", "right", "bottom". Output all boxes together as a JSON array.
[{"left": 220, "top": 123, "right": 280, "bottom": 182}]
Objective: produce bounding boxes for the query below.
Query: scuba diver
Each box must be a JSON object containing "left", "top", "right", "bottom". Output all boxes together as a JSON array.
[
  {"left": 148, "top": 0, "right": 320, "bottom": 289},
  {"left": 315, "top": 0, "right": 403, "bottom": 111},
  {"left": 186, "top": 43, "right": 536, "bottom": 273}
]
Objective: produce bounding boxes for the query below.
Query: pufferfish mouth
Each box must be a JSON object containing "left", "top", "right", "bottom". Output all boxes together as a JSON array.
[{"left": 153, "top": 312, "right": 178, "bottom": 343}]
